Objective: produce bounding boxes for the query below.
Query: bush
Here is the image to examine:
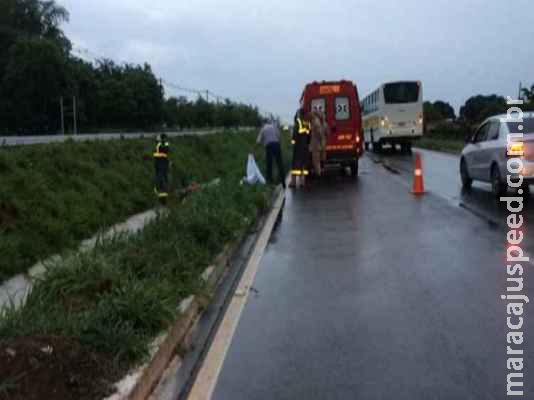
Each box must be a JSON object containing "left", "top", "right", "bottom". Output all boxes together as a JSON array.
[{"left": 426, "top": 121, "right": 469, "bottom": 142}]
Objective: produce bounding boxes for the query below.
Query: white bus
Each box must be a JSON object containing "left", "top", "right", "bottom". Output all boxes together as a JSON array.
[{"left": 361, "top": 81, "right": 423, "bottom": 153}]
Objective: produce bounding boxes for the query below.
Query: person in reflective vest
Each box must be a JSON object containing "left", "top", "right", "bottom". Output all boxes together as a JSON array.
[
  {"left": 153, "top": 134, "right": 170, "bottom": 202},
  {"left": 290, "top": 109, "right": 311, "bottom": 188}
]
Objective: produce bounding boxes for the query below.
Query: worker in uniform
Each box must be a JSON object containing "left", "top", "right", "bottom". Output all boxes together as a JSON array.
[
  {"left": 153, "top": 133, "right": 170, "bottom": 203},
  {"left": 310, "top": 110, "right": 325, "bottom": 178},
  {"left": 290, "top": 109, "right": 311, "bottom": 188},
  {"left": 320, "top": 111, "right": 330, "bottom": 170}
]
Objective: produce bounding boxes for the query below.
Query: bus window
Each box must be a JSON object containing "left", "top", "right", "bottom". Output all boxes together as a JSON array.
[
  {"left": 311, "top": 98, "right": 326, "bottom": 114},
  {"left": 384, "top": 82, "right": 419, "bottom": 104},
  {"left": 335, "top": 97, "right": 350, "bottom": 120}
]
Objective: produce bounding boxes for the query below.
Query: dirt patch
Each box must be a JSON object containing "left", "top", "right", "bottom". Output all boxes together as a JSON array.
[
  {"left": 0, "top": 336, "right": 118, "bottom": 400},
  {"left": 61, "top": 279, "right": 114, "bottom": 313}
]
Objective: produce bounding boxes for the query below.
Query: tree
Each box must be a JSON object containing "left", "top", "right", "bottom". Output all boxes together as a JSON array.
[
  {"left": 0, "top": 0, "right": 70, "bottom": 57},
  {"left": 424, "top": 100, "right": 455, "bottom": 122},
  {"left": 0, "top": 0, "right": 70, "bottom": 133},
  {"left": 522, "top": 84, "right": 534, "bottom": 103},
  {"left": 1, "top": 38, "right": 66, "bottom": 133},
  {"left": 459, "top": 95, "right": 507, "bottom": 125},
  {"left": 163, "top": 96, "right": 263, "bottom": 130},
  {"left": 88, "top": 60, "right": 164, "bottom": 130},
  {"left": 433, "top": 101, "right": 455, "bottom": 120},
  {"left": 0, "top": 0, "right": 266, "bottom": 134}
]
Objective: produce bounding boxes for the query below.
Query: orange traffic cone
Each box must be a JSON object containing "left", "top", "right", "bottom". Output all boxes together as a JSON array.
[{"left": 412, "top": 152, "right": 425, "bottom": 195}]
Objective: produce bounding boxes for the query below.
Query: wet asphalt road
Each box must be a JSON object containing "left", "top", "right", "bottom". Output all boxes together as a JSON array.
[
  {"left": 374, "top": 148, "right": 534, "bottom": 256},
  {"left": 211, "top": 153, "right": 534, "bottom": 400}
]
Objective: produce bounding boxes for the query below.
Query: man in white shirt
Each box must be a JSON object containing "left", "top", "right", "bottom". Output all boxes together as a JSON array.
[{"left": 256, "top": 119, "right": 286, "bottom": 188}]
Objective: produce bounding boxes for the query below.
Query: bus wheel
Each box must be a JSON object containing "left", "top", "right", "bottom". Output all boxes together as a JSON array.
[
  {"left": 401, "top": 143, "right": 412, "bottom": 154},
  {"left": 373, "top": 141, "right": 382, "bottom": 153},
  {"left": 350, "top": 160, "right": 359, "bottom": 179}
]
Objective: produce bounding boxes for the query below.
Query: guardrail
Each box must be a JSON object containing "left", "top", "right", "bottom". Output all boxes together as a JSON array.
[{"left": 0, "top": 127, "right": 257, "bottom": 147}]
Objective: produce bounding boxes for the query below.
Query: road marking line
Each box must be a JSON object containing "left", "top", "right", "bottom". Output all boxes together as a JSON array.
[{"left": 187, "top": 190, "right": 285, "bottom": 400}]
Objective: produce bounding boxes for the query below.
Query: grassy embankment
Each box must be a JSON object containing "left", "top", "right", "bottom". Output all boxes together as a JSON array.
[
  {"left": 0, "top": 131, "right": 290, "bottom": 399},
  {"left": 416, "top": 137, "right": 464, "bottom": 154},
  {"left": 0, "top": 131, "right": 288, "bottom": 280},
  {"left": 416, "top": 122, "right": 466, "bottom": 154}
]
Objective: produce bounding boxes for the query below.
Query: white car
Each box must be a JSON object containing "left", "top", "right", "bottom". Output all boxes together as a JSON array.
[{"left": 460, "top": 113, "right": 534, "bottom": 197}]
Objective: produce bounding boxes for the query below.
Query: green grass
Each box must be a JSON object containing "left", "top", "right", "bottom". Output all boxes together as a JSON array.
[
  {"left": 0, "top": 130, "right": 289, "bottom": 280},
  {"left": 0, "top": 131, "right": 291, "bottom": 397},
  {"left": 416, "top": 137, "right": 464, "bottom": 155},
  {"left": 0, "top": 183, "right": 271, "bottom": 366}
]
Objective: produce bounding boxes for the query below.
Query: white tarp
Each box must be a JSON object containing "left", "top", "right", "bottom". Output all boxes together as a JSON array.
[{"left": 242, "top": 154, "right": 266, "bottom": 185}]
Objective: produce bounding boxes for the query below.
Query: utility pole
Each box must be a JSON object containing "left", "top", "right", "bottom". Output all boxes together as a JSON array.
[
  {"left": 519, "top": 82, "right": 523, "bottom": 101},
  {"left": 206, "top": 90, "right": 209, "bottom": 102},
  {"left": 60, "top": 97, "right": 65, "bottom": 135},
  {"left": 72, "top": 96, "right": 78, "bottom": 135}
]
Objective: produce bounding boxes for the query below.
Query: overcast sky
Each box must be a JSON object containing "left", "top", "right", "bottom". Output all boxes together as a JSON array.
[{"left": 61, "top": 0, "right": 534, "bottom": 122}]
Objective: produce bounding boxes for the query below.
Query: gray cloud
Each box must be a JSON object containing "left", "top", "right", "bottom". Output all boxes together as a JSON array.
[{"left": 62, "top": 0, "right": 534, "bottom": 122}]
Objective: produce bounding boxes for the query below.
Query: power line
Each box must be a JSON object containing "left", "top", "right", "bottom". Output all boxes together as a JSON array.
[{"left": 72, "top": 43, "right": 256, "bottom": 107}]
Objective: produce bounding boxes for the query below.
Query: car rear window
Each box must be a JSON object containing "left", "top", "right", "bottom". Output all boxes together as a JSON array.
[
  {"left": 507, "top": 118, "right": 534, "bottom": 134},
  {"left": 335, "top": 97, "right": 350, "bottom": 120}
]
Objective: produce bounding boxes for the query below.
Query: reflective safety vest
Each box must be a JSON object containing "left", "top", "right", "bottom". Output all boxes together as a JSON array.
[
  {"left": 297, "top": 118, "right": 311, "bottom": 135},
  {"left": 153, "top": 141, "right": 170, "bottom": 159}
]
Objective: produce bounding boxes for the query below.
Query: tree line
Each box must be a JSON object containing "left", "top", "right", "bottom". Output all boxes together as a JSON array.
[
  {"left": 424, "top": 88, "right": 534, "bottom": 140},
  {"left": 425, "top": 88, "right": 534, "bottom": 125},
  {"left": 0, "top": 0, "right": 263, "bottom": 135}
]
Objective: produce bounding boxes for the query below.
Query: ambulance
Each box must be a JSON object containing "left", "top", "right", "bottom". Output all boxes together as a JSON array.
[{"left": 300, "top": 80, "right": 364, "bottom": 177}]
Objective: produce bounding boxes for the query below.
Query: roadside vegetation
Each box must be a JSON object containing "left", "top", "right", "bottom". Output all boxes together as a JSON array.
[
  {"left": 0, "top": 183, "right": 271, "bottom": 400},
  {"left": 0, "top": 130, "right": 290, "bottom": 400},
  {"left": 0, "top": 0, "right": 264, "bottom": 135},
  {"left": 418, "top": 120, "right": 465, "bottom": 154},
  {"left": 416, "top": 137, "right": 464, "bottom": 154},
  {"left": 420, "top": 92, "right": 534, "bottom": 154},
  {"left": 0, "top": 131, "right": 280, "bottom": 281}
]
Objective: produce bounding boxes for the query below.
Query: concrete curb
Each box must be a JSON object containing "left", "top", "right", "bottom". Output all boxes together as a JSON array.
[
  {"left": 0, "top": 209, "right": 162, "bottom": 311},
  {"left": 104, "top": 186, "right": 285, "bottom": 400}
]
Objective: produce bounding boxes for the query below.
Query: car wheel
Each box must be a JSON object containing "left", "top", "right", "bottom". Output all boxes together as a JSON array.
[
  {"left": 372, "top": 139, "right": 382, "bottom": 153},
  {"left": 460, "top": 158, "right": 473, "bottom": 189},
  {"left": 520, "top": 184, "right": 530, "bottom": 201},
  {"left": 491, "top": 164, "right": 507, "bottom": 198},
  {"left": 400, "top": 143, "right": 412, "bottom": 154}
]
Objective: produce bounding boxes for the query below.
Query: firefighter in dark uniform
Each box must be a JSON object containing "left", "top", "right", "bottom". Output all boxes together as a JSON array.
[
  {"left": 290, "top": 109, "right": 311, "bottom": 188},
  {"left": 153, "top": 134, "right": 170, "bottom": 203}
]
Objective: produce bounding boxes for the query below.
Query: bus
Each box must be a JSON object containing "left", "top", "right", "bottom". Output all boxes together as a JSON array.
[
  {"left": 361, "top": 81, "right": 423, "bottom": 153},
  {"left": 300, "top": 80, "right": 363, "bottom": 177}
]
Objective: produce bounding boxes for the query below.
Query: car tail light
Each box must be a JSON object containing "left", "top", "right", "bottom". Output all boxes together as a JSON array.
[{"left": 508, "top": 142, "right": 524, "bottom": 157}]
